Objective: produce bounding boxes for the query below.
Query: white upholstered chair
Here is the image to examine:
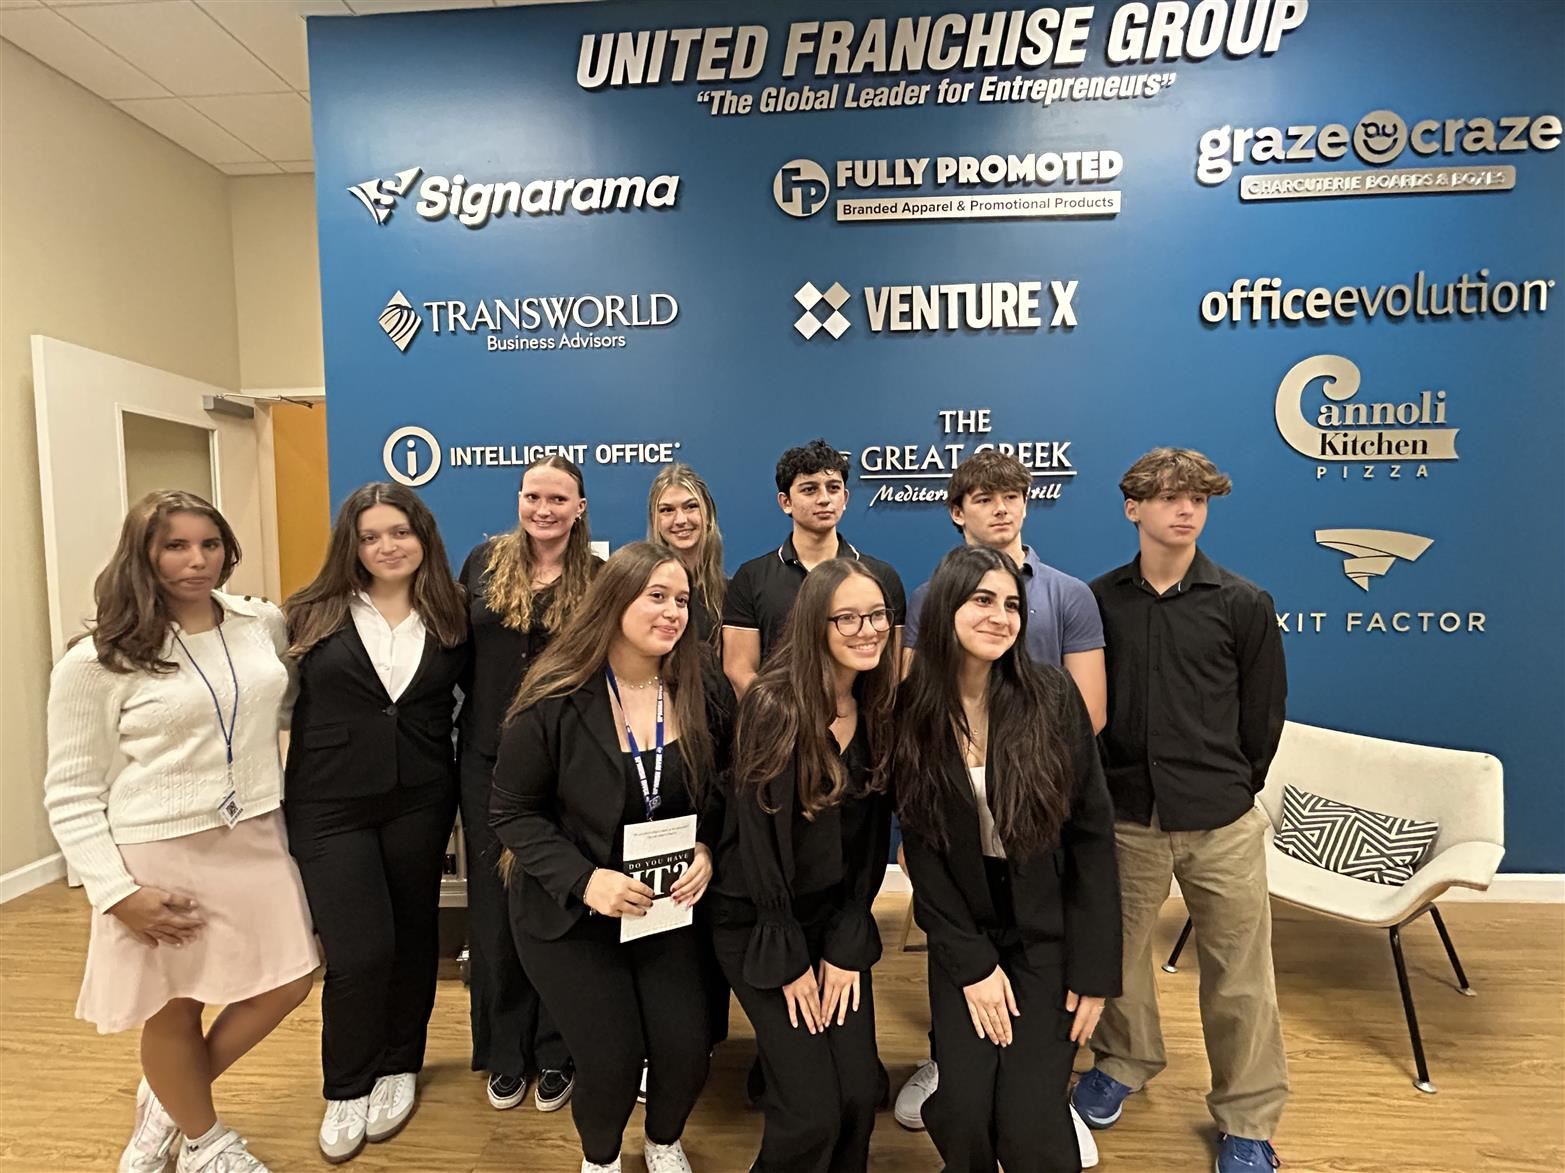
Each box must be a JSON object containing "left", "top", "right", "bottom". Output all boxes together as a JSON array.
[{"left": 1161, "top": 720, "right": 1505, "bottom": 1093}]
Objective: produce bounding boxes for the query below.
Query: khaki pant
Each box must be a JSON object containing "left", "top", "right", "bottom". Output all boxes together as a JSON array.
[{"left": 1090, "top": 805, "right": 1289, "bottom": 1139}]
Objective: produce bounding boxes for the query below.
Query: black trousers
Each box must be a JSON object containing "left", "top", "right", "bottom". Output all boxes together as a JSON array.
[
  {"left": 458, "top": 748, "right": 568, "bottom": 1076},
  {"left": 714, "top": 926, "right": 885, "bottom": 1173},
  {"left": 518, "top": 916, "right": 711, "bottom": 1165},
  {"left": 286, "top": 780, "right": 457, "bottom": 1100},
  {"left": 923, "top": 945, "right": 1081, "bottom": 1173}
]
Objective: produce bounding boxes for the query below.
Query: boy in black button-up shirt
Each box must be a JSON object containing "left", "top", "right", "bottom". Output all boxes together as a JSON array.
[{"left": 1073, "top": 448, "right": 1289, "bottom": 1173}]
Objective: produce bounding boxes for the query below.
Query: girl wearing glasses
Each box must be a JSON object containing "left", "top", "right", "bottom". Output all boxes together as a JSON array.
[
  {"left": 709, "top": 558, "right": 898, "bottom": 1173},
  {"left": 893, "top": 546, "right": 1121, "bottom": 1173}
]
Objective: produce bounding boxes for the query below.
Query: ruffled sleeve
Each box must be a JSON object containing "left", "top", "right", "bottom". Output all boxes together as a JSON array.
[
  {"left": 736, "top": 773, "right": 811, "bottom": 988},
  {"left": 821, "top": 787, "right": 890, "bottom": 971}
]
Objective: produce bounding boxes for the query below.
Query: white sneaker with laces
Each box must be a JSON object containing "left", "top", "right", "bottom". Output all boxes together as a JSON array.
[
  {"left": 173, "top": 1129, "right": 269, "bottom": 1173},
  {"left": 119, "top": 1079, "right": 180, "bottom": 1173},
  {"left": 580, "top": 1157, "right": 621, "bottom": 1173},
  {"left": 637, "top": 1060, "right": 648, "bottom": 1105},
  {"left": 318, "top": 1096, "right": 369, "bottom": 1163},
  {"left": 893, "top": 1059, "right": 938, "bottom": 1130},
  {"left": 1072, "top": 1104, "right": 1100, "bottom": 1168},
  {"left": 366, "top": 1073, "right": 417, "bottom": 1142},
  {"left": 643, "top": 1139, "right": 693, "bottom": 1173}
]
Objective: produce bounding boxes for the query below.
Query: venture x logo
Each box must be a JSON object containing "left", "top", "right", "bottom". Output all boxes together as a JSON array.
[
  {"left": 793, "top": 278, "right": 1078, "bottom": 340},
  {"left": 349, "top": 166, "right": 681, "bottom": 227}
]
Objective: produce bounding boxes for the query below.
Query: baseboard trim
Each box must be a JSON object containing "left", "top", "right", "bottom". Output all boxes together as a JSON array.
[{"left": 0, "top": 853, "right": 65, "bottom": 904}]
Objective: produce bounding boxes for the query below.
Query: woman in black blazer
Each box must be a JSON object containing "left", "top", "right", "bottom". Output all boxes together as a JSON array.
[
  {"left": 283, "top": 482, "right": 470, "bottom": 1164},
  {"left": 708, "top": 557, "right": 898, "bottom": 1173},
  {"left": 893, "top": 546, "right": 1121, "bottom": 1173},
  {"left": 491, "top": 541, "right": 730, "bottom": 1173}
]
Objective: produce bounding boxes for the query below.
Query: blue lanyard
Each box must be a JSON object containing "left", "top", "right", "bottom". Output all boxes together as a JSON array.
[
  {"left": 605, "top": 666, "right": 663, "bottom": 820},
  {"left": 174, "top": 625, "right": 239, "bottom": 776}
]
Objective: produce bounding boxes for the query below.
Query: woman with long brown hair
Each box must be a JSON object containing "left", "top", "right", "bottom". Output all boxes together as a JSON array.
[
  {"left": 708, "top": 558, "right": 898, "bottom": 1173},
  {"left": 645, "top": 462, "right": 726, "bottom": 646},
  {"left": 490, "top": 542, "right": 729, "bottom": 1173},
  {"left": 456, "top": 454, "right": 600, "bottom": 1113},
  {"left": 893, "top": 545, "right": 1120, "bottom": 1173},
  {"left": 45, "top": 490, "right": 316, "bottom": 1173},
  {"left": 282, "top": 482, "right": 469, "bottom": 1163}
]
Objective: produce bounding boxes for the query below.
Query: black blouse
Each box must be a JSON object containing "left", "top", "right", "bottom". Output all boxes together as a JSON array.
[{"left": 711, "top": 725, "right": 891, "bottom": 989}]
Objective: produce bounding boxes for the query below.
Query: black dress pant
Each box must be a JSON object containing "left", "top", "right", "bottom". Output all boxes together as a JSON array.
[
  {"left": 922, "top": 867, "right": 1082, "bottom": 1173},
  {"left": 286, "top": 780, "right": 457, "bottom": 1100},
  {"left": 714, "top": 925, "right": 885, "bottom": 1173},
  {"left": 458, "top": 748, "right": 568, "bottom": 1076},
  {"left": 517, "top": 916, "right": 711, "bottom": 1165}
]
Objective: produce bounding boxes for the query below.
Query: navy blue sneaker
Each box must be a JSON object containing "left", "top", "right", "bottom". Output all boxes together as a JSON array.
[
  {"left": 1071, "top": 1069, "right": 1133, "bottom": 1130},
  {"left": 1216, "top": 1134, "right": 1279, "bottom": 1172}
]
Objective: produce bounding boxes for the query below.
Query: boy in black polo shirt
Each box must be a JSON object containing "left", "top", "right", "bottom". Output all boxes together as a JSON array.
[
  {"left": 722, "top": 438, "right": 906, "bottom": 696},
  {"left": 1073, "top": 448, "right": 1288, "bottom": 1173}
]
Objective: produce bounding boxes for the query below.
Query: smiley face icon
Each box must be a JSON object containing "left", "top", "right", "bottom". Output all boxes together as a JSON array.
[{"left": 1354, "top": 110, "right": 1408, "bottom": 165}]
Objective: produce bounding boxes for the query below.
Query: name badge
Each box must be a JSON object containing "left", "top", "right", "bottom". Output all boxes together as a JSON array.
[{"left": 217, "top": 790, "right": 244, "bottom": 829}]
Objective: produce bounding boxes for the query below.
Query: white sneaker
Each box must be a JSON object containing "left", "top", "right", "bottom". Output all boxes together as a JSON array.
[
  {"left": 643, "top": 1138, "right": 693, "bottom": 1173},
  {"left": 580, "top": 1158, "right": 621, "bottom": 1173},
  {"left": 174, "top": 1129, "right": 269, "bottom": 1173},
  {"left": 366, "top": 1073, "right": 417, "bottom": 1142},
  {"left": 318, "top": 1096, "right": 369, "bottom": 1164},
  {"left": 1072, "top": 1103, "right": 1099, "bottom": 1168},
  {"left": 119, "top": 1079, "right": 180, "bottom": 1173},
  {"left": 637, "top": 1060, "right": 649, "bottom": 1105},
  {"left": 893, "top": 1059, "right": 938, "bottom": 1130}
]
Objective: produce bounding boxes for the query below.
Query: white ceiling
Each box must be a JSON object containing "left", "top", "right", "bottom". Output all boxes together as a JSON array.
[{"left": 0, "top": 0, "right": 590, "bottom": 175}]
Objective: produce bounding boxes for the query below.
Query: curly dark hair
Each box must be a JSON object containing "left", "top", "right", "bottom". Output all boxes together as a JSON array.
[{"left": 774, "top": 438, "right": 849, "bottom": 495}]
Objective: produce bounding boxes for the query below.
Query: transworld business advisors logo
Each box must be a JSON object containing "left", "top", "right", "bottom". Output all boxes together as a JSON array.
[
  {"left": 383, "top": 426, "right": 440, "bottom": 487},
  {"left": 378, "top": 292, "right": 422, "bottom": 352},
  {"left": 1314, "top": 529, "right": 1433, "bottom": 590},
  {"left": 376, "top": 290, "right": 678, "bottom": 354}
]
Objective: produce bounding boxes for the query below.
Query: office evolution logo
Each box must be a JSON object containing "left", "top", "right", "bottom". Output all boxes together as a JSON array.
[
  {"left": 793, "top": 277, "right": 1078, "bottom": 340},
  {"left": 376, "top": 290, "right": 678, "bottom": 353},
  {"left": 1196, "top": 109, "right": 1561, "bottom": 201},
  {"left": 1276, "top": 526, "right": 1486, "bottom": 637},
  {"left": 773, "top": 150, "right": 1123, "bottom": 223},
  {"left": 348, "top": 166, "right": 681, "bottom": 228},
  {"left": 1200, "top": 270, "right": 1555, "bottom": 324}
]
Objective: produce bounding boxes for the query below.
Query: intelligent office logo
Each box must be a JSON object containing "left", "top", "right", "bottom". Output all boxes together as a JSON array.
[
  {"left": 349, "top": 166, "right": 681, "bottom": 227},
  {"left": 1314, "top": 529, "right": 1434, "bottom": 591},
  {"left": 1196, "top": 109, "right": 1561, "bottom": 201},
  {"left": 378, "top": 292, "right": 422, "bottom": 352},
  {"left": 794, "top": 278, "right": 1079, "bottom": 340},
  {"left": 383, "top": 426, "right": 441, "bottom": 487}
]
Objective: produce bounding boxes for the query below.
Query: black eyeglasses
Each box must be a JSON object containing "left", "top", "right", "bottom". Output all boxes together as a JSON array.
[{"left": 829, "top": 608, "right": 892, "bottom": 636}]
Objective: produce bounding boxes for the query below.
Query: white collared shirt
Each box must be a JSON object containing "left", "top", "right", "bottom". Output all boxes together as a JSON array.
[{"left": 350, "top": 591, "right": 426, "bottom": 701}]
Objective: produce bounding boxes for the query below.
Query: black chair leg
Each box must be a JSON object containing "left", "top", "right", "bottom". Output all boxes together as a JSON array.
[
  {"left": 1389, "top": 925, "right": 1437, "bottom": 1094},
  {"left": 1428, "top": 906, "right": 1476, "bottom": 996},
  {"left": 1162, "top": 917, "right": 1194, "bottom": 974}
]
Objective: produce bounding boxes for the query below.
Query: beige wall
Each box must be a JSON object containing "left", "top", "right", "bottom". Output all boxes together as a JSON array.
[
  {"left": 0, "top": 42, "right": 242, "bottom": 876},
  {"left": 230, "top": 174, "right": 324, "bottom": 391}
]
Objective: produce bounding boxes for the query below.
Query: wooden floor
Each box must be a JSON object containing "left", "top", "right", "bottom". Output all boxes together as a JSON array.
[{"left": 2, "top": 883, "right": 1562, "bottom": 1172}]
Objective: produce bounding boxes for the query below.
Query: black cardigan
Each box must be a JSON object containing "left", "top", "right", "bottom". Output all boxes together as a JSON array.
[
  {"left": 900, "top": 683, "right": 1122, "bottom": 997},
  {"left": 712, "top": 736, "right": 892, "bottom": 990},
  {"left": 490, "top": 672, "right": 733, "bottom": 941}
]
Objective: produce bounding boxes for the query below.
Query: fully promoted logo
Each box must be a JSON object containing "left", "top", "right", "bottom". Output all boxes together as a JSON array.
[
  {"left": 1314, "top": 529, "right": 1433, "bottom": 590},
  {"left": 1197, "top": 109, "right": 1561, "bottom": 201},
  {"left": 383, "top": 425, "right": 440, "bottom": 487},
  {"left": 376, "top": 290, "right": 678, "bottom": 353},
  {"left": 348, "top": 167, "right": 680, "bottom": 228},
  {"left": 793, "top": 278, "right": 1078, "bottom": 341},
  {"left": 773, "top": 151, "right": 1122, "bottom": 224}
]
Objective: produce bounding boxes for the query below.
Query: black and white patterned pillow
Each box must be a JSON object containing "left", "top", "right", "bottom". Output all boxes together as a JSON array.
[{"left": 1273, "top": 785, "right": 1439, "bottom": 886}]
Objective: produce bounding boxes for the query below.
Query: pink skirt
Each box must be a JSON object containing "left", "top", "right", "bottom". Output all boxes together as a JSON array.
[{"left": 76, "top": 809, "right": 320, "bottom": 1034}]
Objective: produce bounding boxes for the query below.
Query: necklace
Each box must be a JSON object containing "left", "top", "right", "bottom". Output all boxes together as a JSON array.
[{"left": 619, "top": 674, "right": 660, "bottom": 691}]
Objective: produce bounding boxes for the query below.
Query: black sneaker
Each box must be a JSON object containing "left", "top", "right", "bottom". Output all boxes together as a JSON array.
[
  {"left": 486, "top": 1072, "right": 528, "bottom": 1111},
  {"left": 535, "top": 1065, "right": 575, "bottom": 1112}
]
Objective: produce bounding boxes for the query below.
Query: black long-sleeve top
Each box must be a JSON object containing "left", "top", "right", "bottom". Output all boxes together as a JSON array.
[
  {"left": 710, "top": 726, "right": 892, "bottom": 990},
  {"left": 1090, "top": 548, "right": 1287, "bottom": 832},
  {"left": 900, "top": 680, "right": 1122, "bottom": 997}
]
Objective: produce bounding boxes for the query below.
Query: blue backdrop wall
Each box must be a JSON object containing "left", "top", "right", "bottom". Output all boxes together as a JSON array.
[{"left": 308, "top": 0, "right": 1564, "bottom": 872}]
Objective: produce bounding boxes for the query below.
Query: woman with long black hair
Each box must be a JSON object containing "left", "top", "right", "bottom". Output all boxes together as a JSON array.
[
  {"left": 709, "top": 557, "right": 898, "bottom": 1173},
  {"left": 894, "top": 545, "right": 1121, "bottom": 1173}
]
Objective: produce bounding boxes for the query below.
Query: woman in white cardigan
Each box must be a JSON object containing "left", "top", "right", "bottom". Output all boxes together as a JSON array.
[{"left": 44, "top": 490, "right": 318, "bottom": 1173}]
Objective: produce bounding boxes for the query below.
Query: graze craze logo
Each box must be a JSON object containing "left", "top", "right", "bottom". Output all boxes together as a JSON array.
[
  {"left": 858, "top": 407, "right": 1076, "bottom": 507},
  {"left": 348, "top": 166, "right": 680, "bottom": 227},
  {"left": 774, "top": 150, "right": 1123, "bottom": 223},
  {"left": 793, "top": 278, "right": 1078, "bottom": 340},
  {"left": 375, "top": 291, "right": 678, "bottom": 354},
  {"left": 1274, "top": 355, "right": 1458, "bottom": 481},
  {"left": 1197, "top": 109, "right": 1561, "bottom": 200}
]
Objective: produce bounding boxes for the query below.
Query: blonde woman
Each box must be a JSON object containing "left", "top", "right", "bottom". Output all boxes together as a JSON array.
[
  {"left": 646, "top": 463, "right": 726, "bottom": 646},
  {"left": 45, "top": 490, "right": 317, "bottom": 1173}
]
